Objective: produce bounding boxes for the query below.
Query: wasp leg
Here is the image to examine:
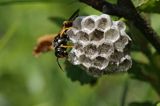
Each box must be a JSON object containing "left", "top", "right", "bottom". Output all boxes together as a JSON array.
[
  {"left": 59, "top": 27, "right": 74, "bottom": 37},
  {"left": 59, "top": 28, "right": 68, "bottom": 36},
  {"left": 57, "top": 57, "right": 64, "bottom": 72},
  {"left": 63, "top": 21, "right": 72, "bottom": 25},
  {"left": 60, "top": 45, "right": 73, "bottom": 48}
]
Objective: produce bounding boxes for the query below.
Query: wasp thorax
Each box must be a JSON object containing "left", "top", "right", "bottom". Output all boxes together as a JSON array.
[{"left": 67, "top": 14, "right": 132, "bottom": 77}]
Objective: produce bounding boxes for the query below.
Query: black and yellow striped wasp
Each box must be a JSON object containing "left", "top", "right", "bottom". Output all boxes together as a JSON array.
[{"left": 52, "top": 9, "right": 79, "bottom": 70}]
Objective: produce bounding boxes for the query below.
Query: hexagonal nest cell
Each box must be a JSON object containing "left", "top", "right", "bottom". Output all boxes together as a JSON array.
[
  {"left": 81, "top": 16, "right": 96, "bottom": 31},
  {"left": 97, "top": 14, "right": 112, "bottom": 30},
  {"left": 67, "top": 14, "right": 132, "bottom": 77},
  {"left": 83, "top": 44, "right": 97, "bottom": 58},
  {"left": 98, "top": 43, "right": 114, "bottom": 58},
  {"left": 105, "top": 28, "right": 120, "bottom": 43},
  {"left": 76, "top": 30, "right": 89, "bottom": 43},
  {"left": 90, "top": 29, "right": 104, "bottom": 41}
]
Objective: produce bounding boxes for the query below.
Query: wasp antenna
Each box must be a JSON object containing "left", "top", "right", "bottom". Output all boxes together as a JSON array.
[
  {"left": 57, "top": 57, "right": 64, "bottom": 72},
  {"left": 68, "top": 9, "right": 80, "bottom": 21}
]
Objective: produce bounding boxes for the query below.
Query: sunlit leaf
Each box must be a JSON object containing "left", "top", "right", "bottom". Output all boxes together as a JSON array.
[{"left": 132, "top": 0, "right": 149, "bottom": 7}]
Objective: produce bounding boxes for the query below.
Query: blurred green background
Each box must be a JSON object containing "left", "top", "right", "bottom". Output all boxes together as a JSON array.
[{"left": 0, "top": 0, "right": 160, "bottom": 106}]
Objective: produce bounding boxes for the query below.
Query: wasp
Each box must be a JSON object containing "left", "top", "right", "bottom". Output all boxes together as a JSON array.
[
  {"left": 33, "top": 9, "right": 79, "bottom": 71},
  {"left": 53, "top": 9, "right": 79, "bottom": 70}
]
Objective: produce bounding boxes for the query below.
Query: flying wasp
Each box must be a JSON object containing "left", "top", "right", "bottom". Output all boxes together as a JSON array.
[{"left": 52, "top": 9, "right": 79, "bottom": 70}]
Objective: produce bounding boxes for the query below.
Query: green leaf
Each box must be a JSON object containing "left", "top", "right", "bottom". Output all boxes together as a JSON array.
[
  {"left": 49, "top": 16, "right": 65, "bottom": 27},
  {"left": 132, "top": 0, "right": 149, "bottom": 7},
  {"left": 129, "top": 101, "right": 154, "bottom": 106},
  {"left": 138, "top": 0, "right": 160, "bottom": 13},
  {"left": 64, "top": 61, "right": 98, "bottom": 85},
  {"left": 157, "top": 102, "right": 160, "bottom": 106}
]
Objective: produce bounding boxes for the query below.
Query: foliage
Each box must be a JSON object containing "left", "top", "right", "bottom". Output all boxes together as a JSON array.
[
  {"left": 0, "top": 0, "right": 160, "bottom": 106},
  {"left": 138, "top": 0, "right": 160, "bottom": 13}
]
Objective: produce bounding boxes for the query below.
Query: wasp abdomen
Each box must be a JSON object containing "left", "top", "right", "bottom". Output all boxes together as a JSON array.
[{"left": 55, "top": 47, "right": 68, "bottom": 58}]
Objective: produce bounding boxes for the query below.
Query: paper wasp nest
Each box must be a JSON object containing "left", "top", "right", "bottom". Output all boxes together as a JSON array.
[{"left": 67, "top": 14, "right": 132, "bottom": 77}]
